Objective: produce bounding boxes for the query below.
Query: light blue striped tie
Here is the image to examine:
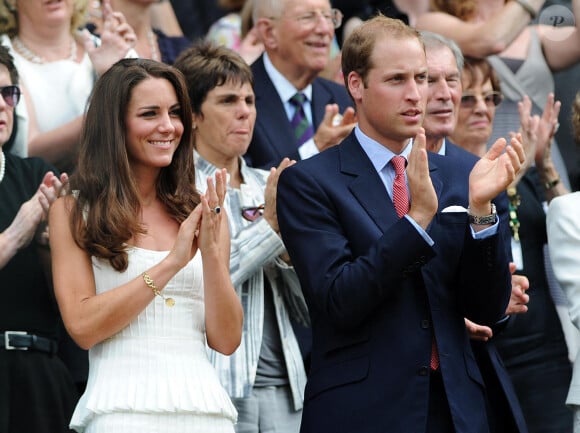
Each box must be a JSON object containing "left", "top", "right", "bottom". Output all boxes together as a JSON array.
[{"left": 289, "top": 93, "right": 314, "bottom": 147}]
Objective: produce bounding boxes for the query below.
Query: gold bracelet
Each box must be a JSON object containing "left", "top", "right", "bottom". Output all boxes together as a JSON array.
[
  {"left": 514, "top": 0, "right": 537, "bottom": 19},
  {"left": 142, "top": 272, "right": 175, "bottom": 307}
]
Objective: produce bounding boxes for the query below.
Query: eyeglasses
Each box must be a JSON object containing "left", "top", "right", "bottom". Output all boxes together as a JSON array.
[
  {"left": 460, "top": 91, "right": 503, "bottom": 109},
  {"left": 271, "top": 8, "right": 344, "bottom": 30},
  {"left": 0, "top": 85, "right": 21, "bottom": 108},
  {"left": 241, "top": 204, "right": 265, "bottom": 222}
]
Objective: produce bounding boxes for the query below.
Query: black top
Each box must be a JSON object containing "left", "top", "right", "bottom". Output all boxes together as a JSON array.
[
  {"left": 0, "top": 152, "right": 59, "bottom": 337},
  {"left": 494, "top": 168, "right": 569, "bottom": 365}
]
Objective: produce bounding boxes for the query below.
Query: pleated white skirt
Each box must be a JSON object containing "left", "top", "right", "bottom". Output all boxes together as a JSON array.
[{"left": 84, "top": 412, "right": 234, "bottom": 433}]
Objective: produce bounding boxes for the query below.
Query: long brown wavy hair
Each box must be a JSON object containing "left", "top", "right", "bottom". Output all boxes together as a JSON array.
[{"left": 69, "top": 58, "right": 198, "bottom": 272}]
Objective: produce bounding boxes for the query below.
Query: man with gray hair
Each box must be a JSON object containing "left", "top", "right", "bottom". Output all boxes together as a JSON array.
[
  {"left": 421, "top": 30, "right": 529, "bottom": 433},
  {"left": 421, "top": 31, "right": 464, "bottom": 154}
]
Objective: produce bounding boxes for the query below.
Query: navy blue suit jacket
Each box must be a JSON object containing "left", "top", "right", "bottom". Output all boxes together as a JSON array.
[
  {"left": 277, "top": 132, "right": 512, "bottom": 433},
  {"left": 445, "top": 142, "right": 528, "bottom": 433},
  {"left": 244, "top": 55, "right": 352, "bottom": 169}
]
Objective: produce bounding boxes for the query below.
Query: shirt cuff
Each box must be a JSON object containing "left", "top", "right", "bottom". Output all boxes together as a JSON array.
[{"left": 298, "top": 138, "right": 319, "bottom": 160}]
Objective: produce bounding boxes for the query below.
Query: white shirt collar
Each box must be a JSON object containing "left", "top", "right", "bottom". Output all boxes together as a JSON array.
[
  {"left": 263, "top": 52, "right": 313, "bottom": 103},
  {"left": 355, "top": 126, "right": 413, "bottom": 174}
]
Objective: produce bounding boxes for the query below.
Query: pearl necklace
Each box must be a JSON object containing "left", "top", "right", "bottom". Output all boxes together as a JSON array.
[
  {"left": 12, "top": 35, "right": 77, "bottom": 64},
  {"left": 0, "top": 150, "right": 5, "bottom": 185},
  {"left": 147, "top": 30, "right": 160, "bottom": 62}
]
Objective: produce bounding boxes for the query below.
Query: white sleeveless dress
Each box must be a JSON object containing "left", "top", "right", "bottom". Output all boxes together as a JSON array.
[{"left": 70, "top": 247, "right": 237, "bottom": 432}]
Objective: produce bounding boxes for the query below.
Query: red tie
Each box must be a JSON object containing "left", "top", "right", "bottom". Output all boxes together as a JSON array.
[
  {"left": 431, "top": 339, "right": 439, "bottom": 370},
  {"left": 390, "top": 156, "right": 439, "bottom": 370},
  {"left": 390, "top": 156, "right": 409, "bottom": 218}
]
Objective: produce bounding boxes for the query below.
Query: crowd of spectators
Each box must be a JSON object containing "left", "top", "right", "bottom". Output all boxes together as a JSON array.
[{"left": 1, "top": 0, "right": 579, "bottom": 432}]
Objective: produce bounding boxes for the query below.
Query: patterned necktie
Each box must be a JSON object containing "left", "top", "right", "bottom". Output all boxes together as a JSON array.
[
  {"left": 390, "top": 156, "right": 409, "bottom": 218},
  {"left": 289, "top": 92, "right": 314, "bottom": 147},
  {"left": 390, "top": 155, "right": 439, "bottom": 370}
]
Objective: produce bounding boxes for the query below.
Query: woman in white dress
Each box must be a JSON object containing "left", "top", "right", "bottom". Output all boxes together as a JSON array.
[{"left": 48, "top": 58, "right": 243, "bottom": 433}]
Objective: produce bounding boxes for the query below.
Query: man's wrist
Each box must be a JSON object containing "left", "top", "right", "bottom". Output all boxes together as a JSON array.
[{"left": 467, "top": 203, "right": 497, "bottom": 225}]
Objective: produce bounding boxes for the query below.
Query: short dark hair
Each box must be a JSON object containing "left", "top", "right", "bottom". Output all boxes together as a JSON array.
[
  {"left": 462, "top": 57, "right": 501, "bottom": 93},
  {"left": 173, "top": 40, "right": 254, "bottom": 116},
  {"left": 0, "top": 44, "right": 19, "bottom": 84}
]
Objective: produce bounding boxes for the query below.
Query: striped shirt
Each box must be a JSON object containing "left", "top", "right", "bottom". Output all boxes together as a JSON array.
[{"left": 195, "top": 153, "right": 308, "bottom": 411}]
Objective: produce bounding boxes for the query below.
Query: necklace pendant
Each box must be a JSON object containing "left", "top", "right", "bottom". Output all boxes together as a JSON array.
[{"left": 165, "top": 297, "right": 175, "bottom": 307}]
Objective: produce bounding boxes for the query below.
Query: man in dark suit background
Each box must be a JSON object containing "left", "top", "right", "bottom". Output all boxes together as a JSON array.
[
  {"left": 277, "top": 16, "right": 525, "bottom": 433},
  {"left": 245, "top": 0, "right": 357, "bottom": 170},
  {"left": 421, "top": 30, "right": 529, "bottom": 433}
]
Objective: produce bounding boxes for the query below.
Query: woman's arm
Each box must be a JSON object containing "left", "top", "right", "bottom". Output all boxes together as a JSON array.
[
  {"left": 0, "top": 171, "right": 66, "bottom": 268},
  {"left": 0, "top": 195, "right": 43, "bottom": 268},
  {"left": 538, "top": 0, "right": 580, "bottom": 70},
  {"left": 199, "top": 171, "right": 243, "bottom": 355},
  {"left": 49, "top": 196, "right": 191, "bottom": 350},
  {"left": 28, "top": 116, "right": 84, "bottom": 166},
  {"left": 20, "top": 79, "right": 84, "bottom": 166},
  {"left": 415, "top": 0, "right": 545, "bottom": 57}
]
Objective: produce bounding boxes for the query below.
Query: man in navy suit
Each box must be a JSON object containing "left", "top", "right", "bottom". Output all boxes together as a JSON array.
[
  {"left": 421, "top": 30, "right": 529, "bottom": 433},
  {"left": 277, "top": 16, "right": 525, "bottom": 433},
  {"left": 245, "top": 0, "right": 357, "bottom": 170}
]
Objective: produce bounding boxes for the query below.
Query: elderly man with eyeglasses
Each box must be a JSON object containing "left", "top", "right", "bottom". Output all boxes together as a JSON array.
[
  {"left": 421, "top": 30, "right": 530, "bottom": 433},
  {"left": 244, "top": 0, "right": 357, "bottom": 171}
]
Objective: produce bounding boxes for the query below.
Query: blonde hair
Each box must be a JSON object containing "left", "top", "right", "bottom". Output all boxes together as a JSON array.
[{"left": 0, "top": 0, "right": 89, "bottom": 37}]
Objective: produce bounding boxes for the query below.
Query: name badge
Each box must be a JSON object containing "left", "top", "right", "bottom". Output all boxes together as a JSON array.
[{"left": 511, "top": 238, "right": 524, "bottom": 271}]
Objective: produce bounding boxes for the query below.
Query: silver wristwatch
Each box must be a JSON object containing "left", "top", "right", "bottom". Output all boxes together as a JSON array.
[{"left": 468, "top": 203, "right": 497, "bottom": 225}]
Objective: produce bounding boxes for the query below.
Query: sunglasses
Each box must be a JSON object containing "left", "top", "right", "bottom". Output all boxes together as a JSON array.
[
  {"left": 460, "top": 91, "right": 503, "bottom": 109},
  {"left": 241, "top": 204, "right": 265, "bottom": 222},
  {"left": 0, "top": 85, "right": 21, "bottom": 108}
]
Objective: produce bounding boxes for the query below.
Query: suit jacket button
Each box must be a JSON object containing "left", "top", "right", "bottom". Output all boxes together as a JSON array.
[
  {"left": 421, "top": 319, "right": 430, "bottom": 329},
  {"left": 418, "top": 366, "right": 429, "bottom": 376}
]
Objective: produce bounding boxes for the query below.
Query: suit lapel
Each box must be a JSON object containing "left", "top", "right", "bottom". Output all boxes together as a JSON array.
[
  {"left": 340, "top": 134, "right": 397, "bottom": 234},
  {"left": 340, "top": 135, "right": 444, "bottom": 234},
  {"left": 252, "top": 57, "right": 298, "bottom": 159},
  {"left": 311, "top": 79, "right": 334, "bottom": 126},
  {"left": 427, "top": 154, "right": 443, "bottom": 205}
]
